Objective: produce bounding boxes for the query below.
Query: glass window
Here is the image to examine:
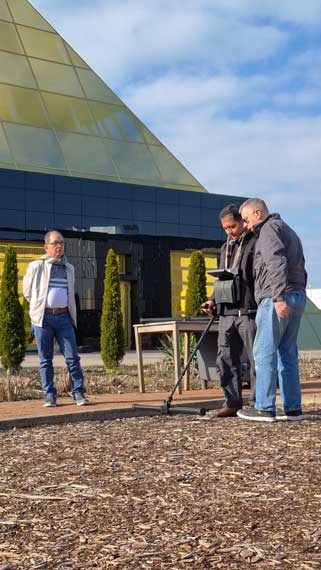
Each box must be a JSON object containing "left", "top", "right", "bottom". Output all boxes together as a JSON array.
[
  {"left": 4, "top": 123, "right": 66, "bottom": 170},
  {"left": 0, "top": 0, "right": 12, "bottom": 21},
  {"left": 65, "top": 43, "right": 89, "bottom": 69},
  {"left": 115, "top": 111, "right": 144, "bottom": 142},
  {"left": 141, "top": 126, "right": 161, "bottom": 146},
  {"left": 0, "top": 20, "right": 23, "bottom": 53},
  {"left": 57, "top": 132, "right": 117, "bottom": 176},
  {"left": 76, "top": 68, "right": 121, "bottom": 104},
  {"left": 42, "top": 92, "right": 98, "bottom": 135},
  {"left": 8, "top": 0, "right": 54, "bottom": 31},
  {"left": 0, "top": 124, "right": 14, "bottom": 163},
  {"left": 107, "top": 140, "right": 162, "bottom": 183},
  {"left": 0, "top": 51, "right": 36, "bottom": 88},
  {"left": 30, "top": 59, "right": 83, "bottom": 97},
  {"left": 149, "top": 146, "right": 201, "bottom": 186},
  {"left": 89, "top": 102, "right": 124, "bottom": 139},
  {"left": 17, "top": 26, "right": 70, "bottom": 64},
  {"left": 0, "top": 84, "right": 48, "bottom": 127}
]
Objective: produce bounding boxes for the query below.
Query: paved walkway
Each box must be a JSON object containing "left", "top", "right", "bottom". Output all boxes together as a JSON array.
[
  {"left": 0, "top": 350, "right": 320, "bottom": 430},
  {"left": 0, "top": 382, "right": 320, "bottom": 430}
]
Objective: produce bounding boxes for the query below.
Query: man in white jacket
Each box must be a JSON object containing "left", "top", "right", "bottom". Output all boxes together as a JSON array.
[{"left": 23, "top": 230, "right": 87, "bottom": 407}]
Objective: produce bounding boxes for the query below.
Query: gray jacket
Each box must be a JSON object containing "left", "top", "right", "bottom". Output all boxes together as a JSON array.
[
  {"left": 23, "top": 256, "right": 77, "bottom": 327},
  {"left": 253, "top": 213, "right": 307, "bottom": 305}
]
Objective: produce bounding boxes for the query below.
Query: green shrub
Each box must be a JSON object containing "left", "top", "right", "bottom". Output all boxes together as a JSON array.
[
  {"left": 0, "top": 246, "right": 26, "bottom": 373},
  {"left": 185, "top": 251, "right": 207, "bottom": 317},
  {"left": 100, "top": 249, "right": 125, "bottom": 370},
  {"left": 22, "top": 298, "right": 34, "bottom": 345}
]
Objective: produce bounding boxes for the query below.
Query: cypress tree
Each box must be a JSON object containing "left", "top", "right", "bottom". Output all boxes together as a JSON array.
[
  {"left": 0, "top": 246, "right": 26, "bottom": 372},
  {"left": 185, "top": 251, "right": 207, "bottom": 317},
  {"left": 22, "top": 298, "right": 34, "bottom": 345},
  {"left": 100, "top": 249, "right": 125, "bottom": 370}
]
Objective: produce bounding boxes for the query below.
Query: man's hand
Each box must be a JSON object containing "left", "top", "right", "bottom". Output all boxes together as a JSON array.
[
  {"left": 274, "top": 300, "right": 290, "bottom": 318},
  {"left": 201, "top": 300, "right": 216, "bottom": 315}
]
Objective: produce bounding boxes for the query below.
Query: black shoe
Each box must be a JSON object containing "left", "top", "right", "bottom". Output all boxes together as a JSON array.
[
  {"left": 276, "top": 409, "right": 304, "bottom": 421},
  {"left": 237, "top": 408, "right": 276, "bottom": 422}
]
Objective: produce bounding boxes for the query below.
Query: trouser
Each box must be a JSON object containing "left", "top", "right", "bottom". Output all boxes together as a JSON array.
[
  {"left": 33, "top": 312, "right": 85, "bottom": 397},
  {"left": 254, "top": 291, "right": 306, "bottom": 412},
  {"left": 216, "top": 314, "right": 256, "bottom": 408}
]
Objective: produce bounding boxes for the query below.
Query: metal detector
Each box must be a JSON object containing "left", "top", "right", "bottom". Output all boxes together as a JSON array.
[{"left": 132, "top": 312, "right": 217, "bottom": 417}]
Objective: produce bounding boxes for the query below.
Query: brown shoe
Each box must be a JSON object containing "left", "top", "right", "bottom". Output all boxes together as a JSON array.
[{"left": 217, "top": 406, "right": 240, "bottom": 418}]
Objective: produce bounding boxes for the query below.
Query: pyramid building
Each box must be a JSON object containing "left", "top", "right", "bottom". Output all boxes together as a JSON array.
[{"left": 0, "top": 0, "right": 244, "bottom": 345}]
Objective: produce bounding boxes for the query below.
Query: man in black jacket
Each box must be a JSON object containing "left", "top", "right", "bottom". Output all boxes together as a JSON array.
[
  {"left": 204, "top": 204, "right": 257, "bottom": 417},
  {"left": 237, "top": 198, "right": 306, "bottom": 422}
]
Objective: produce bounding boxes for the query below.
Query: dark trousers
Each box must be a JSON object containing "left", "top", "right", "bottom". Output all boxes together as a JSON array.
[{"left": 216, "top": 315, "right": 256, "bottom": 408}]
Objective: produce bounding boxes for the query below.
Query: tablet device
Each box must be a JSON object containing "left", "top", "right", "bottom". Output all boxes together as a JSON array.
[{"left": 207, "top": 269, "right": 237, "bottom": 279}]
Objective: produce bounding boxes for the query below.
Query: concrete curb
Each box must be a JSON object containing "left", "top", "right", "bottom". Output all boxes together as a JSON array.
[{"left": 0, "top": 399, "right": 226, "bottom": 431}]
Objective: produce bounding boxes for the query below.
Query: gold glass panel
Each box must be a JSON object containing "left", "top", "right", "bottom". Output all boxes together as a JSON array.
[
  {"left": 30, "top": 59, "right": 83, "bottom": 97},
  {"left": 89, "top": 102, "right": 124, "bottom": 139},
  {"left": 65, "top": 43, "right": 89, "bottom": 69},
  {"left": 149, "top": 146, "right": 201, "bottom": 186},
  {"left": 0, "top": 84, "right": 48, "bottom": 127},
  {"left": 0, "top": 124, "right": 13, "bottom": 163},
  {"left": 8, "top": 0, "right": 54, "bottom": 31},
  {"left": 42, "top": 92, "right": 98, "bottom": 135},
  {"left": 57, "top": 132, "right": 117, "bottom": 176},
  {"left": 4, "top": 123, "right": 65, "bottom": 169},
  {"left": 115, "top": 110, "right": 144, "bottom": 142},
  {"left": 0, "top": 0, "right": 12, "bottom": 21},
  {"left": 76, "top": 68, "right": 121, "bottom": 104},
  {"left": 17, "top": 26, "right": 70, "bottom": 64},
  {"left": 0, "top": 20, "right": 23, "bottom": 53},
  {"left": 107, "top": 140, "right": 162, "bottom": 183},
  {"left": 142, "top": 126, "right": 161, "bottom": 146},
  {"left": 0, "top": 51, "right": 36, "bottom": 88}
]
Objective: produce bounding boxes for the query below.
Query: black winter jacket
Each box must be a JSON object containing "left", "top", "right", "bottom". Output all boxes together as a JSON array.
[{"left": 211, "top": 232, "right": 257, "bottom": 317}]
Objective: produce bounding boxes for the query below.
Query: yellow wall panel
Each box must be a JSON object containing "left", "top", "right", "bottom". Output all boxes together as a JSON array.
[{"left": 170, "top": 250, "right": 219, "bottom": 317}]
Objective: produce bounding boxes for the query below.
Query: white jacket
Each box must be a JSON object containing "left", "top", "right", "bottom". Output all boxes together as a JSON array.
[{"left": 23, "top": 257, "right": 77, "bottom": 327}]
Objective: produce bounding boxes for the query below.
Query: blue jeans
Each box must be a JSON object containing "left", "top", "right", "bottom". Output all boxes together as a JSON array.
[
  {"left": 33, "top": 312, "right": 85, "bottom": 397},
  {"left": 254, "top": 291, "right": 306, "bottom": 412}
]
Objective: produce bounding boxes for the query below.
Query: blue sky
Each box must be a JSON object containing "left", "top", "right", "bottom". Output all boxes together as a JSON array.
[{"left": 34, "top": 0, "right": 321, "bottom": 287}]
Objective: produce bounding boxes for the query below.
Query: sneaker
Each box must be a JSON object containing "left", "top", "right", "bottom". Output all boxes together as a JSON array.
[
  {"left": 237, "top": 408, "right": 276, "bottom": 422},
  {"left": 43, "top": 394, "right": 56, "bottom": 408},
  {"left": 276, "top": 409, "right": 304, "bottom": 421},
  {"left": 74, "top": 392, "right": 89, "bottom": 406}
]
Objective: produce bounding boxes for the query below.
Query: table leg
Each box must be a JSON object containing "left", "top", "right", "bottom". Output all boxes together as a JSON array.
[
  {"left": 183, "top": 331, "right": 190, "bottom": 391},
  {"left": 172, "top": 324, "right": 182, "bottom": 394},
  {"left": 134, "top": 328, "right": 145, "bottom": 393}
]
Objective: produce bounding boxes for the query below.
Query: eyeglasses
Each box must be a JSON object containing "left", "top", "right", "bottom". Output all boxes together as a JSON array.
[{"left": 47, "top": 240, "right": 64, "bottom": 246}]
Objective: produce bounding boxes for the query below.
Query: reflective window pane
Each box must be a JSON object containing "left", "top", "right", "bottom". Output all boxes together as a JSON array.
[
  {"left": 0, "top": 51, "right": 36, "bottom": 88},
  {"left": 149, "top": 146, "right": 201, "bottom": 186},
  {"left": 30, "top": 59, "right": 83, "bottom": 97},
  {"left": 8, "top": 0, "right": 54, "bottom": 31},
  {"left": 0, "top": 84, "right": 48, "bottom": 127},
  {"left": 0, "top": 21, "right": 23, "bottom": 53},
  {"left": 142, "top": 126, "right": 161, "bottom": 146},
  {"left": 43, "top": 92, "right": 98, "bottom": 135},
  {"left": 4, "top": 123, "right": 65, "bottom": 169},
  {"left": 89, "top": 102, "right": 124, "bottom": 139},
  {"left": 0, "top": 0, "right": 12, "bottom": 21},
  {"left": 65, "top": 43, "right": 89, "bottom": 69},
  {"left": 58, "top": 132, "right": 117, "bottom": 176},
  {"left": 17, "top": 26, "right": 70, "bottom": 64},
  {"left": 76, "top": 68, "right": 121, "bottom": 104},
  {"left": 107, "top": 140, "right": 162, "bottom": 183},
  {"left": 116, "top": 111, "right": 144, "bottom": 142},
  {"left": 0, "top": 124, "right": 13, "bottom": 163}
]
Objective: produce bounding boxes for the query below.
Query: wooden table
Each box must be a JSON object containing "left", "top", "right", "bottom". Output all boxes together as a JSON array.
[{"left": 133, "top": 319, "right": 219, "bottom": 393}]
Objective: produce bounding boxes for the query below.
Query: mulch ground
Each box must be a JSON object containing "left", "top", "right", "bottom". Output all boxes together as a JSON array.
[{"left": 1, "top": 410, "right": 321, "bottom": 569}]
